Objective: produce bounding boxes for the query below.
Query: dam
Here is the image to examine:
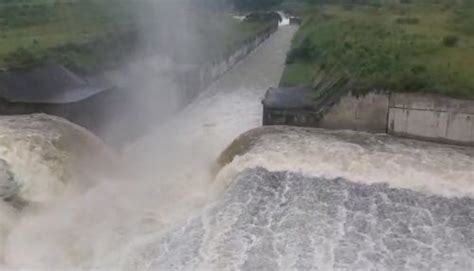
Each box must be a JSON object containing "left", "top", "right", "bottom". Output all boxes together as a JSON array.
[{"left": 0, "top": 23, "right": 473, "bottom": 271}]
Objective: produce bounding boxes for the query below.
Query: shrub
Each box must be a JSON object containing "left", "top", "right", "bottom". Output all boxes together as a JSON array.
[
  {"left": 411, "top": 64, "right": 426, "bottom": 75},
  {"left": 452, "top": 2, "right": 474, "bottom": 35},
  {"left": 395, "top": 17, "right": 419, "bottom": 25},
  {"left": 3, "top": 47, "right": 44, "bottom": 69},
  {"left": 0, "top": 4, "right": 53, "bottom": 28},
  {"left": 440, "top": 3, "right": 453, "bottom": 12},
  {"left": 320, "top": 13, "right": 335, "bottom": 20},
  {"left": 402, "top": 76, "right": 428, "bottom": 91},
  {"left": 442, "top": 35, "right": 459, "bottom": 47},
  {"left": 343, "top": 4, "right": 354, "bottom": 11},
  {"left": 286, "top": 38, "right": 316, "bottom": 64}
]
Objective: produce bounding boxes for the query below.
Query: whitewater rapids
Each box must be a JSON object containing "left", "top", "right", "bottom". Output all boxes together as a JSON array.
[
  {"left": 0, "top": 25, "right": 297, "bottom": 270},
  {"left": 0, "top": 114, "right": 116, "bottom": 267},
  {"left": 217, "top": 126, "right": 474, "bottom": 198},
  {"left": 0, "top": 25, "right": 473, "bottom": 270}
]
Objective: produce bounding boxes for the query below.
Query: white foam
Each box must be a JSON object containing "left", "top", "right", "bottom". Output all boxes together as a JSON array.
[
  {"left": 0, "top": 203, "right": 16, "bottom": 265},
  {"left": 217, "top": 127, "right": 474, "bottom": 198},
  {"left": 0, "top": 115, "right": 75, "bottom": 204},
  {"left": 0, "top": 27, "right": 297, "bottom": 270},
  {"left": 7, "top": 24, "right": 472, "bottom": 270},
  {"left": 277, "top": 11, "right": 290, "bottom": 26},
  {"left": 0, "top": 114, "right": 113, "bottom": 204}
]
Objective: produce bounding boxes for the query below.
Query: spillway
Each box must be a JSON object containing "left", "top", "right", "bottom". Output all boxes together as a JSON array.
[{"left": 0, "top": 25, "right": 473, "bottom": 271}]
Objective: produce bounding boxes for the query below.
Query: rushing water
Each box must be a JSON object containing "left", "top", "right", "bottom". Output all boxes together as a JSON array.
[
  {"left": 0, "top": 25, "right": 473, "bottom": 270},
  {"left": 133, "top": 168, "right": 474, "bottom": 270},
  {"left": 0, "top": 114, "right": 116, "bottom": 268},
  {"left": 277, "top": 12, "right": 290, "bottom": 26}
]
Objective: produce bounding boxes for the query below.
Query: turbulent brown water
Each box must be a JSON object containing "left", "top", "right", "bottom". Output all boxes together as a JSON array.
[{"left": 0, "top": 25, "right": 473, "bottom": 270}]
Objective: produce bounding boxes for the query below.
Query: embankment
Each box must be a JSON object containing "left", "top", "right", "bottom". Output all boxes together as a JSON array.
[
  {"left": 387, "top": 93, "right": 474, "bottom": 145},
  {"left": 264, "top": 89, "right": 474, "bottom": 146}
]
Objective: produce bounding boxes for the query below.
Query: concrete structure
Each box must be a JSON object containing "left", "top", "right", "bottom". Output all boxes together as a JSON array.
[
  {"left": 262, "top": 87, "right": 474, "bottom": 145},
  {"left": 388, "top": 93, "right": 474, "bottom": 145},
  {"left": 0, "top": 63, "right": 108, "bottom": 104},
  {"left": 0, "top": 63, "right": 115, "bottom": 133},
  {"left": 319, "top": 92, "right": 390, "bottom": 133},
  {"left": 262, "top": 87, "right": 389, "bottom": 133},
  {"left": 177, "top": 23, "right": 278, "bottom": 106},
  {"left": 262, "top": 86, "right": 320, "bottom": 126},
  {"left": 289, "top": 16, "right": 302, "bottom": 25}
]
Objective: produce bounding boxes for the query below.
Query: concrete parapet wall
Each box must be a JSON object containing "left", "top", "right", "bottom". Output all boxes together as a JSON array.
[
  {"left": 263, "top": 87, "right": 474, "bottom": 145},
  {"left": 320, "top": 92, "right": 474, "bottom": 144},
  {"left": 178, "top": 23, "right": 278, "bottom": 105},
  {"left": 388, "top": 93, "right": 474, "bottom": 145}
]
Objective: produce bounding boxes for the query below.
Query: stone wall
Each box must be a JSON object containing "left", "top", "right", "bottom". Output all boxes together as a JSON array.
[{"left": 388, "top": 93, "right": 474, "bottom": 145}]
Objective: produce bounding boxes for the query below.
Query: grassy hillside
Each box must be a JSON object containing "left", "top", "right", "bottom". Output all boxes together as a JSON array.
[
  {"left": 0, "top": 0, "right": 274, "bottom": 74},
  {"left": 0, "top": 0, "right": 136, "bottom": 72},
  {"left": 281, "top": 1, "right": 474, "bottom": 99}
]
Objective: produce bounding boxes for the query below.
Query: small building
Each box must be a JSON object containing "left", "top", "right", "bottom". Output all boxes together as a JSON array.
[
  {"left": 289, "top": 16, "right": 302, "bottom": 25},
  {"left": 262, "top": 86, "right": 321, "bottom": 127}
]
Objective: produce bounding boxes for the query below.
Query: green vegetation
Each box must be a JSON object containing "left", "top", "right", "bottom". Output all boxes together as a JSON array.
[
  {"left": 0, "top": 0, "right": 274, "bottom": 74},
  {"left": 281, "top": 1, "right": 474, "bottom": 99},
  {"left": 231, "top": 0, "right": 284, "bottom": 11},
  {"left": 0, "top": 0, "right": 136, "bottom": 72},
  {"left": 180, "top": 12, "right": 277, "bottom": 65}
]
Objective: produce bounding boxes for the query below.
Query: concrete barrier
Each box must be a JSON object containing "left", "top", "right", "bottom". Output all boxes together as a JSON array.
[
  {"left": 263, "top": 87, "right": 474, "bottom": 145},
  {"left": 388, "top": 93, "right": 474, "bottom": 145},
  {"left": 262, "top": 88, "right": 390, "bottom": 133},
  {"left": 177, "top": 23, "right": 278, "bottom": 105}
]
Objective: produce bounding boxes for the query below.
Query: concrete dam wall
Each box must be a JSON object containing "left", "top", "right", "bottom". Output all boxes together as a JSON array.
[
  {"left": 388, "top": 93, "right": 474, "bottom": 145},
  {"left": 263, "top": 89, "right": 474, "bottom": 146}
]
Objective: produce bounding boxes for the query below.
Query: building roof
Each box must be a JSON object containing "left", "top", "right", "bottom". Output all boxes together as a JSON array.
[
  {"left": 262, "top": 86, "right": 316, "bottom": 110},
  {"left": 0, "top": 64, "right": 110, "bottom": 104}
]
